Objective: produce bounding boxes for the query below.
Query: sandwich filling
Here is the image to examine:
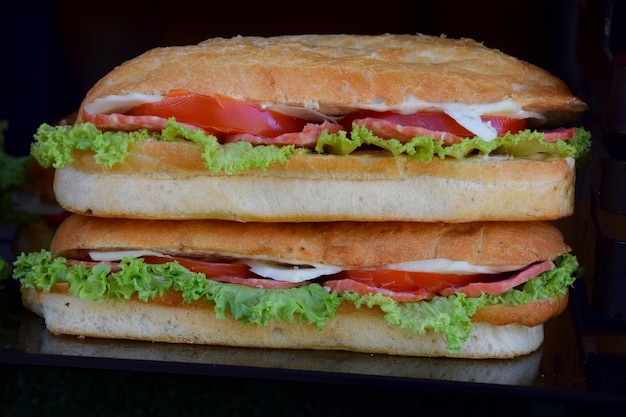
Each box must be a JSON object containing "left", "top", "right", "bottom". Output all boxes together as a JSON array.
[
  {"left": 12, "top": 249, "right": 578, "bottom": 353},
  {"left": 82, "top": 91, "right": 542, "bottom": 141},
  {"left": 31, "top": 91, "right": 591, "bottom": 175}
]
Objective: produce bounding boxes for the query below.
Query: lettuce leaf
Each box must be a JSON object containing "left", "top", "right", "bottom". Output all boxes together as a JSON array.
[
  {"left": 12, "top": 251, "right": 578, "bottom": 352},
  {"left": 321, "top": 124, "right": 591, "bottom": 162},
  {"left": 31, "top": 119, "right": 304, "bottom": 174},
  {"left": 31, "top": 119, "right": 591, "bottom": 174}
]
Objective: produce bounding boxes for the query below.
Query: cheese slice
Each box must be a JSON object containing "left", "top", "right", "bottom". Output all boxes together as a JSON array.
[{"left": 89, "top": 250, "right": 170, "bottom": 261}]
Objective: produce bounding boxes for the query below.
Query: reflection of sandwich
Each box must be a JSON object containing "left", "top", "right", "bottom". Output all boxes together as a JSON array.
[
  {"left": 15, "top": 215, "right": 577, "bottom": 358},
  {"left": 30, "top": 34, "right": 589, "bottom": 222}
]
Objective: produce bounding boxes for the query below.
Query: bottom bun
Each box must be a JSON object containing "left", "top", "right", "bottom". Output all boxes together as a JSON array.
[
  {"left": 22, "top": 287, "right": 544, "bottom": 359},
  {"left": 18, "top": 309, "right": 543, "bottom": 386}
]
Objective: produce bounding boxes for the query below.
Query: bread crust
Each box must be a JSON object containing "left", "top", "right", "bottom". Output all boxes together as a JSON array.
[
  {"left": 52, "top": 214, "right": 569, "bottom": 268},
  {"left": 53, "top": 140, "right": 575, "bottom": 222},
  {"left": 77, "top": 34, "right": 586, "bottom": 123},
  {"left": 22, "top": 286, "right": 553, "bottom": 358}
]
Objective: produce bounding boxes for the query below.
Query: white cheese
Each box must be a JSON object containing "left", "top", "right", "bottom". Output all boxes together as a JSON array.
[
  {"left": 244, "top": 260, "right": 342, "bottom": 283},
  {"left": 385, "top": 259, "right": 526, "bottom": 274},
  {"left": 89, "top": 250, "right": 170, "bottom": 262},
  {"left": 83, "top": 93, "right": 164, "bottom": 115}
]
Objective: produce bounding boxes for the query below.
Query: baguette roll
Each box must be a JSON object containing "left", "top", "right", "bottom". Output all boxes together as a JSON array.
[{"left": 30, "top": 33, "right": 589, "bottom": 222}]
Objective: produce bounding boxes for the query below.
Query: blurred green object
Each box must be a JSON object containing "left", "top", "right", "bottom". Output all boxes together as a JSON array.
[
  {"left": 0, "top": 257, "right": 9, "bottom": 287},
  {"left": 0, "top": 120, "right": 39, "bottom": 224}
]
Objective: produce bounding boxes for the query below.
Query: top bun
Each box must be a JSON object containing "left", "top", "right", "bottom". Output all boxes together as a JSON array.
[
  {"left": 79, "top": 33, "right": 586, "bottom": 124},
  {"left": 51, "top": 214, "right": 570, "bottom": 268}
]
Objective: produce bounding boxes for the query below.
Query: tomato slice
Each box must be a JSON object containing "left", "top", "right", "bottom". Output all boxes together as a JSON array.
[
  {"left": 340, "top": 111, "right": 527, "bottom": 138},
  {"left": 125, "top": 90, "right": 308, "bottom": 137},
  {"left": 334, "top": 269, "right": 509, "bottom": 293},
  {"left": 141, "top": 256, "right": 258, "bottom": 278}
]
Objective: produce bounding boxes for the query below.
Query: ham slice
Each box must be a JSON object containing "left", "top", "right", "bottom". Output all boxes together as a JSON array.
[
  {"left": 439, "top": 260, "right": 555, "bottom": 297},
  {"left": 222, "top": 120, "right": 343, "bottom": 147},
  {"left": 542, "top": 127, "right": 577, "bottom": 143},
  {"left": 323, "top": 278, "right": 433, "bottom": 302},
  {"left": 81, "top": 111, "right": 198, "bottom": 132},
  {"left": 354, "top": 118, "right": 464, "bottom": 145}
]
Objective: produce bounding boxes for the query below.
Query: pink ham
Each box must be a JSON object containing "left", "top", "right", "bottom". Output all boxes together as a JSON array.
[
  {"left": 81, "top": 111, "right": 170, "bottom": 132},
  {"left": 354, "top": 118, "right": 464, "bottom": 145},
  {"left": 323, "top": 278, "right": 434, "bottom": 302},
  {"left": 222, "top": 120, "right": 343, "bottom": 147},
  {"left": 439, "top": 260, "right": 555, "bottom": 297},
  {"left": 541, "top": 127, "right": 577, "bottom": 143}
]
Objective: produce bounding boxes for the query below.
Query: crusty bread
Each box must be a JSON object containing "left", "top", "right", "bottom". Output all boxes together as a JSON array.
[
  {"left": 77, "top": 34, "right": 586, "bottom": 124},
  {"left": 60, "top": 33, "right": 584, "bottom": 223},
  {"left": 54, "top": 139, "right": 575, "bottom": 222},
  {"left": 21, "top": 286, "right": 564, "bottom": 358},
  {"left": 52, "top": 214, "right": 570, "bottom": 268}
]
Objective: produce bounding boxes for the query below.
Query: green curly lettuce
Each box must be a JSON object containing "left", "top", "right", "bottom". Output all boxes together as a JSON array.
[
  {"left": 31, "top": 119, "right": 304, "bottom": 174},
  {"left": 12, "top": 251, "right": 578, "bottom": 352},
  {"left": 317, "top": 124, "right": 591, "bottom": 162},
  {"left": 31, "top": 119, "right": 591, "bottom": 174}
]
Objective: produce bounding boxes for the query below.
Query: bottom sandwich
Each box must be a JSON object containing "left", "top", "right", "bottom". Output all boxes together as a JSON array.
[{"left": 12, "top": 215, "right": 578, "bottom": 359}]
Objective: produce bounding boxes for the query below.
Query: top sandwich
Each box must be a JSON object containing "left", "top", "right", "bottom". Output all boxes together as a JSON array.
[{"left": 30, "top": 33, "right": 590, "bottom": 222}]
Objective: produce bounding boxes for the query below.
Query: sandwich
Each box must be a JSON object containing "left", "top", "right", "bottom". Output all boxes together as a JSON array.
[
  {"left": 14, "top": 214, "right": 578, "bottom": 358},
  {"left": 12, "top": 33, "right": 586, "bottom": 359},
  {"left": 29, "top": 33, "right": 590, "bottom": 222}
]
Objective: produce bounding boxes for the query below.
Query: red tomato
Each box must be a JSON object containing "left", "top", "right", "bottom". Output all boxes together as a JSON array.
[
  {"left": 340, "top": 111, "right": 527, "bottom": 138},
  {"left": 126, "top": 90, "right": 308, "bottom": 137},
  {"left": 334, "top": 269, "right": 507, "bottom": 293},
  {"left": 141, "top": 256, "right": 258, "bottom": 278}
]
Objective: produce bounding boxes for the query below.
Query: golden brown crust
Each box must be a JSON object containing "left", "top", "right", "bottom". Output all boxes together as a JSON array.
[
  {"left": 52, "top": 214, "right": 570, "bottom": 268},
  {"left": 471, "top": 293, "right": 569, "bottom": 326},
  {"left": 77, "top": 34, "right": 586, "bottom": 123}
]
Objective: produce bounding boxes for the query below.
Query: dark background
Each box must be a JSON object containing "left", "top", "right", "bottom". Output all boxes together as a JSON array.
[
  {"left": 2, "top": 1, "right": 624, "bottom": 416},
  {"left": 1, "top": 0, "right": 592, "bottom": 157}
]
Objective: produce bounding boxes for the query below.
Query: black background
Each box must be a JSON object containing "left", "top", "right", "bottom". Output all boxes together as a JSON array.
[{"left": 2, "top": 1, "right": 625, "bottom": 416}]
